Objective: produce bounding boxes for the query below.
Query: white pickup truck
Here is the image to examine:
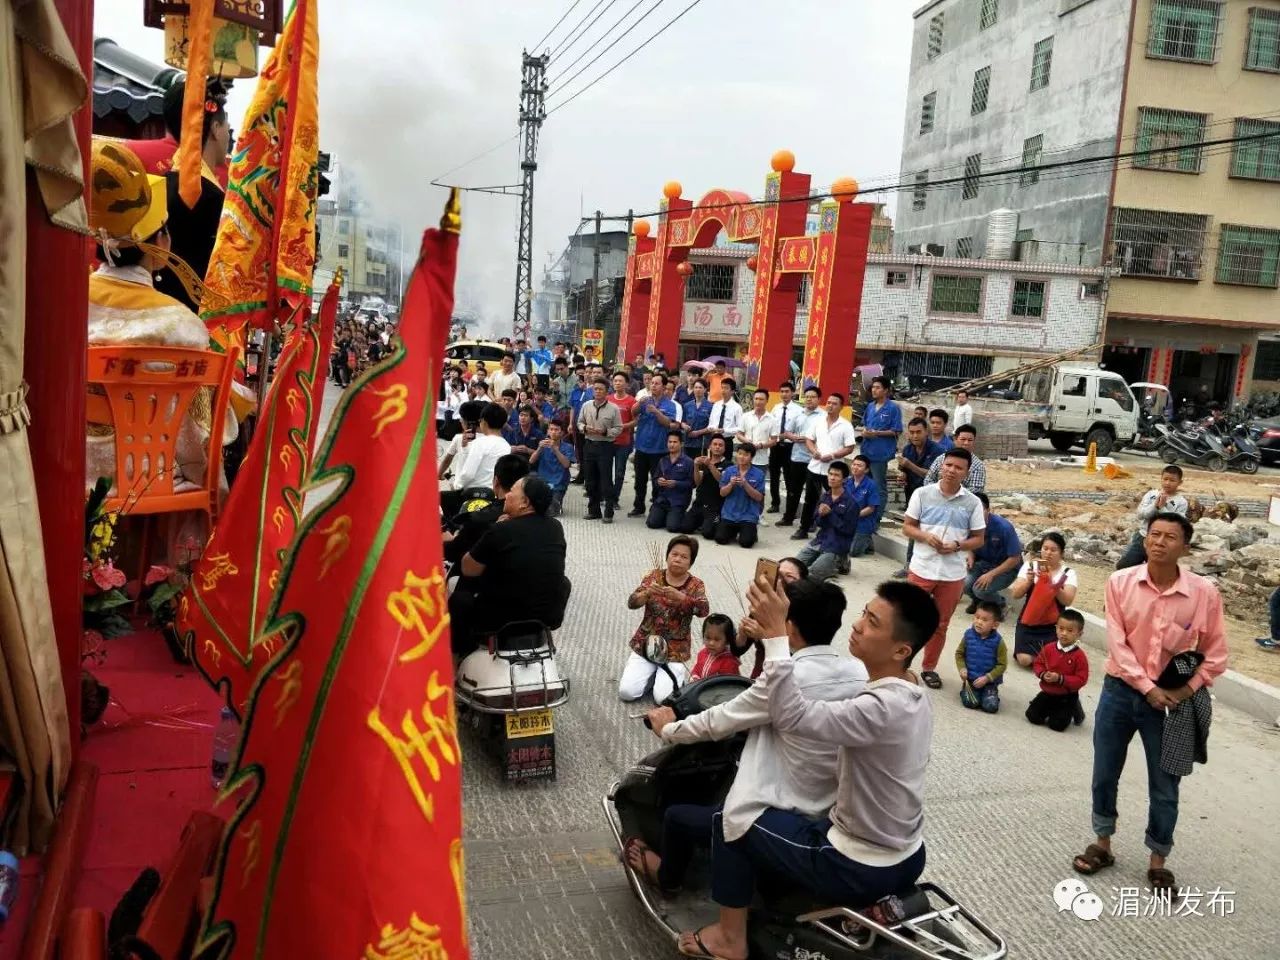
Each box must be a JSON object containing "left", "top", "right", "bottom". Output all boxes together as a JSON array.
[{"left": 1015, "top": 364, "right": 1139, "bottom": 456}]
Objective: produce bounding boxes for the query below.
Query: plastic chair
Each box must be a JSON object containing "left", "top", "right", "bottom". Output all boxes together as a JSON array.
[{"left": 85, "top": 344, "right": 238, "bottom": 541}]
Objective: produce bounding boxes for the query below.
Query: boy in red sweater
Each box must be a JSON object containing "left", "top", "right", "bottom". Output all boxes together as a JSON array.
[
  {"left": 689, "top": 614, "right": 742, "bottom": 681},
  {"left": 1026, "top": 608, "right": 1089, "bottom": 731}
]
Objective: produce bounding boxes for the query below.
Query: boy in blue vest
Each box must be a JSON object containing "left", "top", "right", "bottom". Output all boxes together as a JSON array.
[{"left": 954, "top": 600, "right": 1008, "bottom": 714}]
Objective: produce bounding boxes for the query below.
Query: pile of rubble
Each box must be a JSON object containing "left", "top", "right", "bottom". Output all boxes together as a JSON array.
[{"left": 988, "top": 494, "right": 1280, "bottom": 616}]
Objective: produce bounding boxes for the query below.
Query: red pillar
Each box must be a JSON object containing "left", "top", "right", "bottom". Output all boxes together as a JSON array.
[
  {"left": 745, "top": 163, "right": 810, "bottom": 389},
  {"left": 802, "top": 198, "right": 872, "bottom": 395},
  {"left": 644, "top": 193, "right": 691, "bottom": 366},
  {"left": 23, "top": 0, "right": 94, "bottom": 752},
  {"left": 617, "top": 231, "right": 655, "bottom": 366}
]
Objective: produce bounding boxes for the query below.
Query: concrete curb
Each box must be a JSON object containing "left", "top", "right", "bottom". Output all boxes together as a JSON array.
[{"left": 872, "top": 529, "right": 1280, "bottom": 725}]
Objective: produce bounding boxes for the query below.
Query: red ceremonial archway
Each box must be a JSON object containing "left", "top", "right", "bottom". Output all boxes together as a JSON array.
[{"left": 617, "top": 152, "right": 873, "bottom": 394}]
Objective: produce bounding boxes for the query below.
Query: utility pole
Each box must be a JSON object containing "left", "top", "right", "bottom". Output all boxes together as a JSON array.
[
  {"left": 513, "top": 50, "right": 549, "bottom": 340},
  {"left": 589, "top": 209, "right": 602, "bottom": 339}
]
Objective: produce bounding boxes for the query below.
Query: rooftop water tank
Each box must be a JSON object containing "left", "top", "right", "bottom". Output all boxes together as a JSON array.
[{"left": 985, "top": 208, "right": 1019, "bottom": 260}]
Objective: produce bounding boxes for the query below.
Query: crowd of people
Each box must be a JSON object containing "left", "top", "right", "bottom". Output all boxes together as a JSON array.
[{"left": 434, "top": 342, "right": 1232, "bottom": 957}]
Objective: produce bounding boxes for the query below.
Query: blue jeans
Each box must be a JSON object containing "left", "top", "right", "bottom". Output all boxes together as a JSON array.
[
  {"left": 963, "top": 561, "right": 1019, "bottom": 609},
  {"left": 711, "top": 808, "right": 926, "bottom": 909},
  {"left": 611, "top": 446, "right": 630, "bottom": 504},
  {"left": 868, "top": 459, "right": 889, "bottom": 526},
  {"left": 1091, "top": 675, "right": 1182, "bottom": 857}
]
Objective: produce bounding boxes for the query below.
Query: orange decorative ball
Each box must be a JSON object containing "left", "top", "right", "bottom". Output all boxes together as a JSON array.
[
  {"left": 746, "top": 255, "right": 758, "bottom": 272},
  {"left": 831, "top": 177, "right": 859, "bottom": 202},
  {"left": 771, "top": 150, "right": 796, "bottom": 174},
  {"left": 676, "top": 261, "right": 694, "bottom": 277},
  {"left": 634, "top": 219, "right": 651, "bottom": 238},
  {"left": 662, "top": 181, "right": 683, "bottom": 200}
]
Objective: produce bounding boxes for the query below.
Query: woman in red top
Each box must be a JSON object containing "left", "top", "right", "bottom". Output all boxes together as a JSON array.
[
  {"left": 689, "top": 614, "right": 742, "bottom": 681},
  {"left": 619, "top": 535, "right": 709, "bottom": 703}
]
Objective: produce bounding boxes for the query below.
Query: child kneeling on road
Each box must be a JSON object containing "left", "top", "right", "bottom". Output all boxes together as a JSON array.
[
  {"left": 955, "top": 601, "right": 1007, "bottom": 713},
  {"left": 1025, "top": 608, "right": 1090, "bottom": 731}
]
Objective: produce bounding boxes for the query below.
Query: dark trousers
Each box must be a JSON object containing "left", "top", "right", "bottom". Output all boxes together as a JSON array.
[
  {"left": 611, "top": 446, "right": 630, "bottom": 505},
  {"left": 1026, "top": 690, "right": 1079, "bottom": 731},
  {"left": 572, "top": 427, "right": 586, "bottom": 481},
  {"left": 1115, "top": 532, "right": 1147, "bottom": 570},
  {"left": 447, "top": 583, "right": 482, "bottom": 658},
  {"left": 583, "top": 442, "right": 614, "bottom": 516},
  {"left": 683, "top": 504, "right": 720, "bottom": 538},
  {"left": 711, "top": 808, "right": 926, "bottom": 910},
  {"left": 1091, "top": 675, "right": 1181, "bottom": 856},
  {"left": 782, "top": 460, "right": 809, "bottom": 523},
  {"left": 1270, "top": 586, "right": 1280, "bottom": 642},
  {"left": 798, "top": 471, "right": 825, "bottom": 534},
  {"left": 715, "top": 519, "right": 758, "bottom": 548},
  {"left": 658, "top": 803, "right": 718, "bottom": 891},
  {"left": 768, "top": 443, "right": 793, "bottom": 509},
  {"left": 632, "top": 450, "right": 661, "bottom": 511},
  {"left": 647, "top": 501, "right": 689, "bottom": 533}
]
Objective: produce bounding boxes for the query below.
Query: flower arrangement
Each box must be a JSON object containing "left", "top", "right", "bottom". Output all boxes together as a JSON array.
[
  {"left": 139, "top": 535, "right": 200, "bottom": 663},
  {"left": 82, "top": 477, "right": 132, "bottom": 651}
]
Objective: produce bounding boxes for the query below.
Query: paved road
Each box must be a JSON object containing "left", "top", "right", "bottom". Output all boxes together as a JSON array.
[{"left": 315, "top": 383, "right": 1279, "bottom": 960}]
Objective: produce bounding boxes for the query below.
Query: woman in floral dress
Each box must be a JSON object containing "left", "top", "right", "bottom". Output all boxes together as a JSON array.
[{"left": 618, "top": 534, "right": 709, "bottom": 702}]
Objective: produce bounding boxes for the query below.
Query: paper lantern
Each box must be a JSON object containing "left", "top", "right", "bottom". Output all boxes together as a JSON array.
[
  {"left": 746, "top": 255, "right": 758, "bottom": 272},
  {"left": 676, "top": 261, "right": 694, "bottom": 278}
]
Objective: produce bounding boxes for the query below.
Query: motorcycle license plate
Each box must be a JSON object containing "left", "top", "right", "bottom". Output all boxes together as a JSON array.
[{"left": 505, "top": 708, "right": 553, "bottom": 739}]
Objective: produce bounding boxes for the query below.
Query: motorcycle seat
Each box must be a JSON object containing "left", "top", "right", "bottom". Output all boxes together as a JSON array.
[
  {"left": 492, "top": 620, "right": 554, "bottom": 654},
  {"left": 760, "top": 880, "right": 932, "bottom": 925}
]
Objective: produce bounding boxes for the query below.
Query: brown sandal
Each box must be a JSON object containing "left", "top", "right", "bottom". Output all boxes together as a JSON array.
[
  {"left": 1147, "top": 867, "right": 1177, "bottom": 894},
  {"left": 1072, "top": 843, "right": 1115, "bottom": 875}
]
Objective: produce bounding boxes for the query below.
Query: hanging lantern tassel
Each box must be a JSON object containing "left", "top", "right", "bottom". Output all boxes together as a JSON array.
[{"left": 175, "top": 0, "right": 216, "bottom": 210}]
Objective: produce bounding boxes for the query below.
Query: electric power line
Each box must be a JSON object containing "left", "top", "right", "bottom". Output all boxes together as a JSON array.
[
  {"left": 429, "top": 134, "right": 520, "bottom": 186},
  {"left": 546, "top": 0, "right": 663, "bottom": 97},
  {"left": 532, "top": 0, "right": 584, "bottom": 51},
  {"left": 546, "top": 0, "right": 706, "bottom": 118},
  {"left": 549, "top": 0, "right": 616, "bottom": 65}
]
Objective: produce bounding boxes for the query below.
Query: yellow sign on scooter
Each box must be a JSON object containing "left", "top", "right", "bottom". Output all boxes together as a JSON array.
[{"left": 506, "top": 708, "right": 554, "bottom": 739}]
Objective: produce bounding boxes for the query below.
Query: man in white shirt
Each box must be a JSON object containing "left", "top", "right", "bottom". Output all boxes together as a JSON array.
[
  {"left": 767, "top": 382, "right": 802, "bottom": 515},
  {"left": 903, "top": 447, "right": 986, "bottom": 690},
  {"left": 792, "top": 392, "right": 856, "bottom": 540},
  {"left": 952, "top": 389, "right": 974, "bottom": 430},
  {"left": 736, "top": 388, "right": 778, "bottom": 476},
  {"left": 636, "top": 579, "right": 867, "bottom": 895},
  {"left": 708, "top": 376, "right": 744, "bottom": 457},
  {"left": 489, "top": 351, "right": 522, "bottom": 397},
  {"left": 454, "top": 402, "right": 512, "bottom": 491}
]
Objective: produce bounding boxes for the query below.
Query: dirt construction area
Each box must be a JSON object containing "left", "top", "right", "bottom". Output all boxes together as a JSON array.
[{"left": 980, "top": 457, "right": 1280, "bottom": 687}]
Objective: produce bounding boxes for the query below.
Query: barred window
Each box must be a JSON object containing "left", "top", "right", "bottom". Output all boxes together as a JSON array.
[
  {"left": 886, "top": 270, "right": 909, "bottom": 288},
  {"left": 1245, "top": 7, "right": 1280, "bottom": 72},
  {"left": 1011, "top": 279, "right": 1046, "bottom": 317},
  {"left": 797, "top": 274, "right": 811, "bottom": 307},
  {"left": 930, "top": 275, "right": 983, "bottom": 314},
  {"left": 913, "top": 170, "right": 929, "bottom": 211},
  {"left": 338, "top": 219, "right": 350, "bottom": 236},
  {"left": 1030, "top": 36, "right": 1054, "bottom": 91},
  {"left": 686, "top": 263, "right": 736, "bottom": 302},
  {"left": 1231, "top": 118, "right": 1280, "bottom": 180},
  {"left": 970, "top": 66, "right": 992, "bottom": 116},
  {"left": 1080, "top": 281, "right": 1103, "bottom": 299},
  {"left": 1147, "top": 0, "right": 1221, "bottom": 64},
  {"left": 1111, "top": 208, "right": 1209, "bottom": 280},
  {"left": 980, "top": 0, "right": 999, "bottom": 30},
  {"left": 1255, "top": 340, "right": 1280, "bottom": 380},
  {"left": 1215, "top": 225, "right": 1280, "bottom": 288},
  {"left": 928, "top": 12, "right": 945, "bottom": 60},
  {"left": 901, "top": 351, "right": 993, "bottom": 380},
  {"left": 962, "top": 153, "right": 982, "bottom": 200},
  {"left": 1020, "top": 134, "right": 1043, "bottom": 186},
  {"left": 955, "top": 237, "right": 974, "bottom": 259},
  {"left": 1134, "top": 108, "right": 1208, "bottom": 172},
  {"left": 920, "top": 92, "right": 937, "bottom": 134},
  {"left": 337, "top": 243, "right": 349, "bottom": 258}
]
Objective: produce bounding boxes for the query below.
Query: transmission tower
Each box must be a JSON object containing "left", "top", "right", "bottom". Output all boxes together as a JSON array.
[{"left": 513, "top": 50, "right": 550, "bottom": 338}]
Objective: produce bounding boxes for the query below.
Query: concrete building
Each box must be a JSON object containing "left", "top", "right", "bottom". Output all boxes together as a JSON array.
[
  {"left": 679, "top": 244, "right": 1108, "bottom": 388},
  {"left": 537, "top": 230, "right": 630, "bottom": 350},
  {"left": 896, "top": 0, "right": 1280, "bottom": 403},
  {"left": 314, "top": 158, "right": 405, "bottom": 309}
]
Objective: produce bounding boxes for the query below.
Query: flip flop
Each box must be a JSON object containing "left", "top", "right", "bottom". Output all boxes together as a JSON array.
[
  {"left": 622, "top": 838, "right": 678, "bottom": 895},
  {"left": 921, "top": 671, "right": 943, "bottom": 689},
  {"left": 678, "top": 927, "right": 743, "bottom": 960},
  {"left": 1072, "top": 843, "right": 1115, "bottom": 875}
]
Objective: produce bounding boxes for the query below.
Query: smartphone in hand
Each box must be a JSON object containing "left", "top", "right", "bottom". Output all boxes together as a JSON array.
[{"left": 754, "top": 557, "right": 780, "bottom": 587}]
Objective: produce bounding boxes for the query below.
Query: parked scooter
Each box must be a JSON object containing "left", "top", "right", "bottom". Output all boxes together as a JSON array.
[
  {"left": 1221, "top": 423, "right": 1262, "bottom": 474},
  {"left": 455, "top": 620, "right": 570, "bottom": 782},
  {"left": 1157, "top": 422, "right": 1230, "bottom": 473},
  {"left": 604, "top": 677, "right": 1008, "bottom": 960},
  {"left": 1129, "top": 383, "right": 1171, "bottom": 452}
]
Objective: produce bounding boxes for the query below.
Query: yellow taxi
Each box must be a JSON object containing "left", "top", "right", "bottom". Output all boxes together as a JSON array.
[{"left": 445, "top": 339, "right": 508, "bottom": 375}]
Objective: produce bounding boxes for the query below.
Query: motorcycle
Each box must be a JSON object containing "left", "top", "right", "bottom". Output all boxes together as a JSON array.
[
  {"left": 1221, "top": 423, "right": 1262, "bottom": 474},
  {"left": 1157, "top": 421, "right": 1230, "bottom": 473},
  {"left": 455, "top": 619, "right": 570, "bottom": 783},
  {"left": 1128, "top": 383, "right": 1170, "bottom": 453},
  {"left": 603, "top": 677, "right": 1007, "bottom": 960}
]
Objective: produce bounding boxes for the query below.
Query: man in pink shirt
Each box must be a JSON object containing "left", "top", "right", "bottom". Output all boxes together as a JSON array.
[{"left": 1072, "top": 513, "right": 1228, "bottom": 895}]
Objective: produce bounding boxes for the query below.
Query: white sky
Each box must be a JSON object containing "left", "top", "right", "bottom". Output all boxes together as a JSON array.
[{"left": 93, "top": 0, "right": 913, "bottom": 335}]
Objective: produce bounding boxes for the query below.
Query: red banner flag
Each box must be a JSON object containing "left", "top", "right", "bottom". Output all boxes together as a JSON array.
[
  {"left": 178, "top": 282, "right": 338, "bottom": 712},
  {"left": 194, "top": 193, "right": 467, "bottom": 960}
]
